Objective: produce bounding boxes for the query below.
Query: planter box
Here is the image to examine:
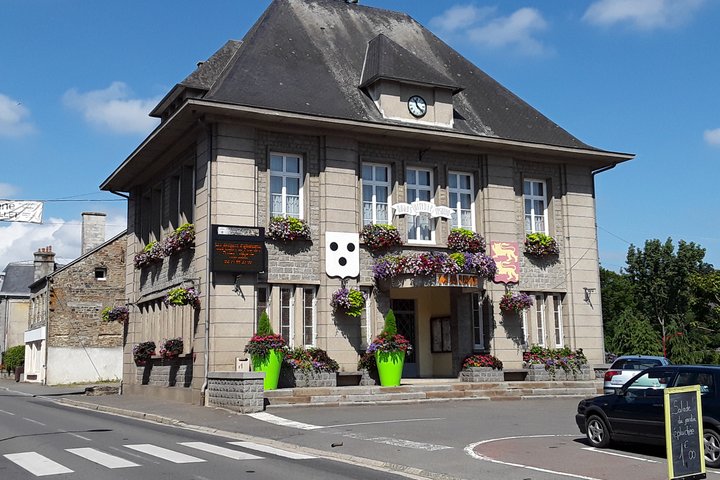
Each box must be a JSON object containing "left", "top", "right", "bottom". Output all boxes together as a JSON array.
[
  {"left": 278, "top": 368, "right": 337, "bottom": 388},
  {"left": 459, "top": 366, "right": 504, "bottom": 382},
  {"left": 525, "top": 364, "right": 593, "bottom": 381}
]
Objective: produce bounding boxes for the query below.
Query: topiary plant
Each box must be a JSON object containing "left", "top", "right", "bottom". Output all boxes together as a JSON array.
[
  {"left": 257, "top": 310, "right": 273, "bottom": 336},
  {"left": 383, "top": 309, "right": 397, "bottom": 336}
]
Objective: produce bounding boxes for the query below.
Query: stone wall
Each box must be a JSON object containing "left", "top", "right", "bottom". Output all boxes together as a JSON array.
[
  {"left": 459, "top": 367, "right": 504, "bottom": 382},
  {"left": 135, "top": 356, "right": 193, "bottom": 387},
  {"left": 205, "top": 371, "right": 265, "bottom": 413}
]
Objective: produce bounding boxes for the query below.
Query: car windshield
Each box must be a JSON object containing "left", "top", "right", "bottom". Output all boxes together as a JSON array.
[{"left": 612, "top": 358, "right": 662, "bottom": 370}]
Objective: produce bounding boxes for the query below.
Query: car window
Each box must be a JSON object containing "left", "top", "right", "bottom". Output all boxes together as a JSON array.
[
  {"left": 612, "top": 359, "right": 662, "bottom": 370},
  {"left": 675, "top": 371, "right": 715, "bottom": 396},
  {"left": 626, "top": 371, "right": 669, "bottom": 390}
]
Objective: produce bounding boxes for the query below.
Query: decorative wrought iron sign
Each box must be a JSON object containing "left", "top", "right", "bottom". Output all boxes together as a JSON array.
[{"left": 211, "top": 225, "right": 265, "bottom": 273}]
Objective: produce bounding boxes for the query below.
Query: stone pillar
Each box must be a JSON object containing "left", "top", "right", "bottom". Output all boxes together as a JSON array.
[
  {"left": 81, "top": 212, "right": 107, "bottom": 254},
  {"left": 33, "top": 246, "right": 55, "bottom": 281}
]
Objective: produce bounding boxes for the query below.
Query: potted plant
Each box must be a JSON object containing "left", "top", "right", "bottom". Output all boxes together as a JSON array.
[
  {"left": 460, "top": 353, "right": 504, "bottom": 382},
  {"left": 101, "top": 306, "right": 129, "bottom": 324},
  {"left": 162, "top": 223, "right": 195, "bottom": 256},
  {"left": 360, "top": 223, "right": 402, "bottom": 251},
  {"left": 281, "top": 347, "right": 339, "bottom": 388},
  {"left": 133, "top": 341, "right": 156, "bottom": 365},
  {"left": 163, "top": 286, "right": 200, "bottom": 309},
  {"left": 133, "top": 241, "right": 164, "bottom": 269},
  {"left": 330, "top": 287, "right": 367, "bottom": 317},
  {"left": 523, "top": 345, "right": 589, "bottom": 380},
  {"left": 244, "top": 311, "right": 287, "bottom": 390},
  {"left": 447, "top": 228, "right": 486, "bottom": 253},
  {"left": 367, "top": 309, "right": 412, "bottom": 386},
  {"left": 524, "top": 232, "right": 559, "bottom": 257},
  {"left": 267, "top": 216, "right": 311, "bottom": 242},
  {"left": 160, "top": 337, "right": 184, "bottom": 359},
  {"left": 499, "top": 291, "right": 534, "bottom": 313}
]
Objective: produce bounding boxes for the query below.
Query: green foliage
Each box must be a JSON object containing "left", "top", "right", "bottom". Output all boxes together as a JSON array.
[
  {"left": 2, "top": 345, "right": 25, "bottom": 372},
  {"left": 383, "top": 309, "right": 397, "bottom": 336},
  {"left": 605, "top": 310, "right": 662, "bottom": 356},
  {"left": 257, "top": 311, "right": 274, "bottom": 336}
]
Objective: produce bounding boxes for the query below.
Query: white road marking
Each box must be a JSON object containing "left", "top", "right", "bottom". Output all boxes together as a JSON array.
[
  {"left": 22, "top": 417, "right": 46, "bottom": 426},
  {"left": 342, "top": 432, "right": 453, "bottom": 451},
  {"left": 4, "top": 452, "right": 74, "bottom": 476},
  {"left": 228, "top": 441, "right": 317, "bottom": 459},
  {"left": 67, "top": 448, "right": 140, "bottom": 468},
  {"left": 581, "top": 446, "right": 659, "bottom": 463},
  {"left": 124, "top": 444, "right": 206, "bottom": 463},
  {"left": 324, "top": 417, "right": 446, "bottom": 428},
  {"left": 247, "top": 412, "right": 323, "bottom": 430},
  {"left": 465, "top": 434, "right": 602, "bottom": 480},
  {"left": 0, "top": 409, "right": 15, "bottom": 415},
  {"left": 179, "top": 442, "right": 264, "bottom": 460}
]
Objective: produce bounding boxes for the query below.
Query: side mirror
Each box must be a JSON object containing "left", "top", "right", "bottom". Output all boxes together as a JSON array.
[{"left": 616, "top": 388, "right": 625, "bottom": 396}]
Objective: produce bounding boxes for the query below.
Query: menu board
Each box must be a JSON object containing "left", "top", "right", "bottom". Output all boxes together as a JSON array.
[
  {"left": 211, "top": 225, "right": 265, "bottom": 273},
  {"left": 664, "top": 385, "right": 706, "bottom": 480}
]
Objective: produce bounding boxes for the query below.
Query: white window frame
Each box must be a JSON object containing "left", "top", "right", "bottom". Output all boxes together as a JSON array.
[
  {"left": 362, "top": 163, "right": 391, "bottom": 226},
  {"left": 270, "top": 153, "right": 304, "bottom": 219},
  {"left": 448, "top": 171, "right": 475, "bottom": 231},
  {"left": 553, "top": 294, "right": 564, "bottom": 348},
  {"left": 280, "top": 286, "right": 294, "bottom": 346},
  {"left": 360, "top": 287, "right": 373, "bottom": 349},
  {"left": 406, "top": 167, "right": 435, "bottom": 244},
  {"left": 521, "top": 306, "right": 529, "bottom": 347},
  {"left": 94, "top": 267, "right": 107, "bottom": 281},
  {"left": 534, "top": 294, "right": 546, "bottom": 347},
  {"left": 523, "top": 179, "right": 548, "bottom": 234},
  {"left": 471, "top": 293, "right": 484, "bottom": 350},
  {"left": 303, "top": 287, "right": 317, "bottom": 347}
]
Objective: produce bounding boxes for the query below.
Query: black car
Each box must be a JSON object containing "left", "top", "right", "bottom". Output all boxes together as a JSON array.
[{"left": 576, "top": 365, "right": 720, "bottom": 468}]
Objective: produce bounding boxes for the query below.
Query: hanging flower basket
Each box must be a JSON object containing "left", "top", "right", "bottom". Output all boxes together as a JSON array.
[
  {"left": 499, "top": 292, "right": 534, "bottom": 313},
  {"left": 372, "top": 251, "right": 497, "bottom": 281},
  {"left": 133, "top": 341, "right": 156, "bottom": 364},
  {"left": 267, "top": 216, "right": 311, "bottom": 242},
  {"left": 360, "top": 224, "right": 402, "bottom": 251},
  {"left": 447, "top": 228, "right": 486, "bottom": 253},
  {"left": 524, "top": 233, "right": 559, "bottom": 257},
  {"left": 133, "top": 241, "right": 164, "bottom": 269},
  {"left": 330, "top": 287, "right": 367, "bottom": 317},
  {"left": 101, "top": 306, "right": 129, "bottom": 324},
  {"left": 159, "top": 337, "right": 184, "bottom": 358},
  {"left": 163, "top": 287, "right": 200, "bottom": 309},
  {"left": 162, "top": 223, "right": 195, "bottom": 256}
]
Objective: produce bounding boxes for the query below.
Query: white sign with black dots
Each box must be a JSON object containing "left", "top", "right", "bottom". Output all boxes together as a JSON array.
[{"left": 325, "top": 232, "right": 359, "bottom": 278}]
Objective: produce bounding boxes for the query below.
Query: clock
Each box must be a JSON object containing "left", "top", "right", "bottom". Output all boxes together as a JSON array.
[{"left": 408, "top": 95, "right": 427, "bottom": 118}]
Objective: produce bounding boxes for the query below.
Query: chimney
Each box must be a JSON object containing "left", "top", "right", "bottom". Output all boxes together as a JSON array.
[
  {"left": 81, "top": 212, "right": 107, "bottom": 254},
  {"left": 33, "top": 246, "right": 56, "bottom": 281}
]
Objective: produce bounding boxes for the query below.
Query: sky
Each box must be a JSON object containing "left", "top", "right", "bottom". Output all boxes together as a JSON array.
[{"left": 1, "top": 0, "right": 718, "bottom": 272}]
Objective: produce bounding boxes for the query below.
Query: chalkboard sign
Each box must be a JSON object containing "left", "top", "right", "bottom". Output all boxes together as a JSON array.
[
  {"left": 211, "top": 225, "right": 266, "bottom": 273},
  {"left": 664, "top": 385, "right": 706, "bottom": 480}
]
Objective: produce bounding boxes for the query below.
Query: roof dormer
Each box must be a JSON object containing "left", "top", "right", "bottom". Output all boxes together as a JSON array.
[{"left": 360, "top": 34, "right": 463, "bottom": 127}]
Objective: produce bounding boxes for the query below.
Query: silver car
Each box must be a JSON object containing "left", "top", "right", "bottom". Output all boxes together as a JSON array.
[{"left": 603, "top": 355, "right": 671, "bottom": 394}]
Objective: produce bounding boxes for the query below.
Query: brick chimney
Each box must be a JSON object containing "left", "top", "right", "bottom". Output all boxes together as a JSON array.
[
  {"left": 81, "top": 212, "right": 106, "bottom": 254},
  {"left": 33, "top": 246, "right": 56, "bottom": 281}
]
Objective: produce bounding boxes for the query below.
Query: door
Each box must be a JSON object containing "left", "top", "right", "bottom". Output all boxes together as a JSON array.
[
  {"left": 608, "top": 370, "right": 672, "bottom": 441},
  {"left": 392, "top": 299, "right": 417, "bottom": 377}
]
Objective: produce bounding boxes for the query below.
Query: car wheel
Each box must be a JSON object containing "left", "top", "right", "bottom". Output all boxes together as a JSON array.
[
  {"left": 704, "top": 428, "right": 720, "bottom": 468},
  {"left": 586, "top": 414, "right": 611, "bottom": 448}
]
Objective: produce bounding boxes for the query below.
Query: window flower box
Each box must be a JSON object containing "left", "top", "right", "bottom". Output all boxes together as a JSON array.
[
  {"left": 163, "top": 287, "right": 200, "bottom": 309},
  {"left": 524, "top": 233, "right": 559, "bottom": 257},
  {"left": 133, "top": 341, "right": 156, "bottom": 365},
  {"left": 101, "top": 306, "right": 129, "bottom": 324},
  {"left": 159, "top": 337, "right": 184, "bottom": 359},
  {"left": 267, "top": 216, "right": 311, "bottom": 242},
  {"left": 499, "top": 292, "right": 534, "bottom": 313},
  {"left": 330, "top": 287, "right": 367, "bottom": 317},
  {"left": 372, "top": 251, "right": 497, "bottom": 281},
  {"left": 133, "top": 241, "right": 164, "bottom": 269},
  {"left": 360, "top": 223, "right": 402, "bottom": 251},
  {"left": 447, "top": 228, "right": 486, "bottom": 253},
  {"left": 162, "top": 223, "right": 195, "bottom": 256}
]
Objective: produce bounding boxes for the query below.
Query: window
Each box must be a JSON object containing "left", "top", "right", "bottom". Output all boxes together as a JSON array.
[
  {"left": 362, "top": 164, "right": 391, "bottom": 225},
  {"left": 471, "top": 293, "right": 484, "bottom": 350},
  {"left": 256, "top": 286, "right": 270, "bottom": 331},
  {"left": 552, "top": 294, "right": 563, "bottom": 347},
  {"left": 180, "top": 164, "right": 195, "bottom": 224},
  {"left": 448, "top": 172, "right": 474, "bottom": 230},
  {"left": 521, "top": 302, "right": 529, "bottom": 346},
  {"left": 359, "top": 287, "right": 372, "bottom": 350},
  {"left": 280, "top": 287, "right": 294, "bottom": 345},
  {"left": 523, "top": 179, "right": 548, "bottom": 234},
  {"left": 406, "top": 167, "right": 434, "bottom": 242},
  {"left": 534, "top": 295, "right": 546, "bottom": 347},
  {"left": 303, "top": 287, "right": 316, "bottom": 346},
  {"left": 270, "top": 153, "right": 303, "bottom": 219},
  {"left": 94, "top": 267, "right": 107, "bottom": 281}
]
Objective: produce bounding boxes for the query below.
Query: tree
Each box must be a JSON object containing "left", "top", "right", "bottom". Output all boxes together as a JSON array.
[
  {"left": 599, "top": 266, "right": 635, "bottom": 342},
  {"left": 605, "top": 309, "right": 662, "bottom": 357}
]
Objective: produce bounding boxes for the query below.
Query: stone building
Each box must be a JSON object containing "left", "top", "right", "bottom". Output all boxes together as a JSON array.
[
  {"left": 0, "top": 261, "right": 34, "bottom": 355},
  {"left": 100, "top": 0, "right": 632, "bottom": 404},
  {"left": 24, "top": 213, "right": 127, "bottom": 384}
]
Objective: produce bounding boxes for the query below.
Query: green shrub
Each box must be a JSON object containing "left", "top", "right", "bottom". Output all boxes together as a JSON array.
[{"left": 3, "top": 345, "right": 25, "bottom": 372}]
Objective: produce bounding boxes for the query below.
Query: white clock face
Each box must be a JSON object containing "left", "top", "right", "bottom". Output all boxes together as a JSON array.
[{"left": 408, "top": 95, "right": 427, "bottom": 118}]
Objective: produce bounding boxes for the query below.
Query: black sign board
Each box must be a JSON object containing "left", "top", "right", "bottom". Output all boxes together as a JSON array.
[
  {"left": 664, "top": 385, "right": 706, "bottom": 480},
  {"left": 211, "top": 225, "right": 266, "bottom": 273}
]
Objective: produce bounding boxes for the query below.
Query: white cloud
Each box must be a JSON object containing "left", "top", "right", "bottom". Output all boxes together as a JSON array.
[
  {"left": 62, "top": 82, "right": 160, "bottom": 135},
  {"left": 430, "top": 5, "right": 549, "bottom": 56},
  {"left": 0, "top": 93, "right": 34, "bottom": 137},
  {"left": 583, "top": 0, "right": 706, "bottom": 30},
  {"left": 704, "top": 128, "right": 720, "bottom": 146},
  {"left": 0, "top": 213, "right": 127, "bottom": 273},
  {"left": 0, "top": 183, "right": 20, "bottom": 198}
]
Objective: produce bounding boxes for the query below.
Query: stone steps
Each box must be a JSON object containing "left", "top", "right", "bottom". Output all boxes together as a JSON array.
[{"left": 263, "top": 380, "right": 603, "bottom": 408}]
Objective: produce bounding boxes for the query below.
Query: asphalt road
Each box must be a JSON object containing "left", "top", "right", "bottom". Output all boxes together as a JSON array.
[{"left": 0, "top": 390, "right": 408, "bottom": 479}]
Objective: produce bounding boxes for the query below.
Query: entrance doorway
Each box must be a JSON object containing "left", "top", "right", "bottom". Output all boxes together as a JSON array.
[{"left": 392, "top": 299, "right": 417, "bottom": 377}]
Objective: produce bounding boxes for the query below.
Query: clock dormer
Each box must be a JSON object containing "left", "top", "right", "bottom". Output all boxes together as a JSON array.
[{"left": 359, "top": 34, "right": 463, "bottom": 128}]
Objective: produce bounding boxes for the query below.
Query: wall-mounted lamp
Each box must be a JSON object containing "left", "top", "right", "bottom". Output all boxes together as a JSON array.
[{"left": 583, "top": 287, "right": 596, "bottom": 304}]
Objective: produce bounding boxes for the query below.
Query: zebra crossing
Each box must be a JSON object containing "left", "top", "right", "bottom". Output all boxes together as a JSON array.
[{"left": 3, "top": 440, "right": 316, "bottom": 476}]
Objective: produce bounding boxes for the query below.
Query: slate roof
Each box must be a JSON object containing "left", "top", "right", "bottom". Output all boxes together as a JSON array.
[
  {"left": 186, "top": 0, "right": 593, "bottom": 149},
  {"left": 0, "top": 262, "right": 34, "bottom": 297}
]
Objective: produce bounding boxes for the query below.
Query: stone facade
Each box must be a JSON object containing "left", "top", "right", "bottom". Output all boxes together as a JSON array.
[
  {"left": 459, "top": 367, "right": 505, "bottom": 383},
  {"left": 278, "top": 368, "right": 337, "bottom": 388},
  {"left": 205, "top": 371, "right": 265, "bottom": 413},
  {"left": 136, "top": 356, "right": 193, "bottom": 387},
  {"left": 525, "top": 364, "right": 594, "bottom": 382}
]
